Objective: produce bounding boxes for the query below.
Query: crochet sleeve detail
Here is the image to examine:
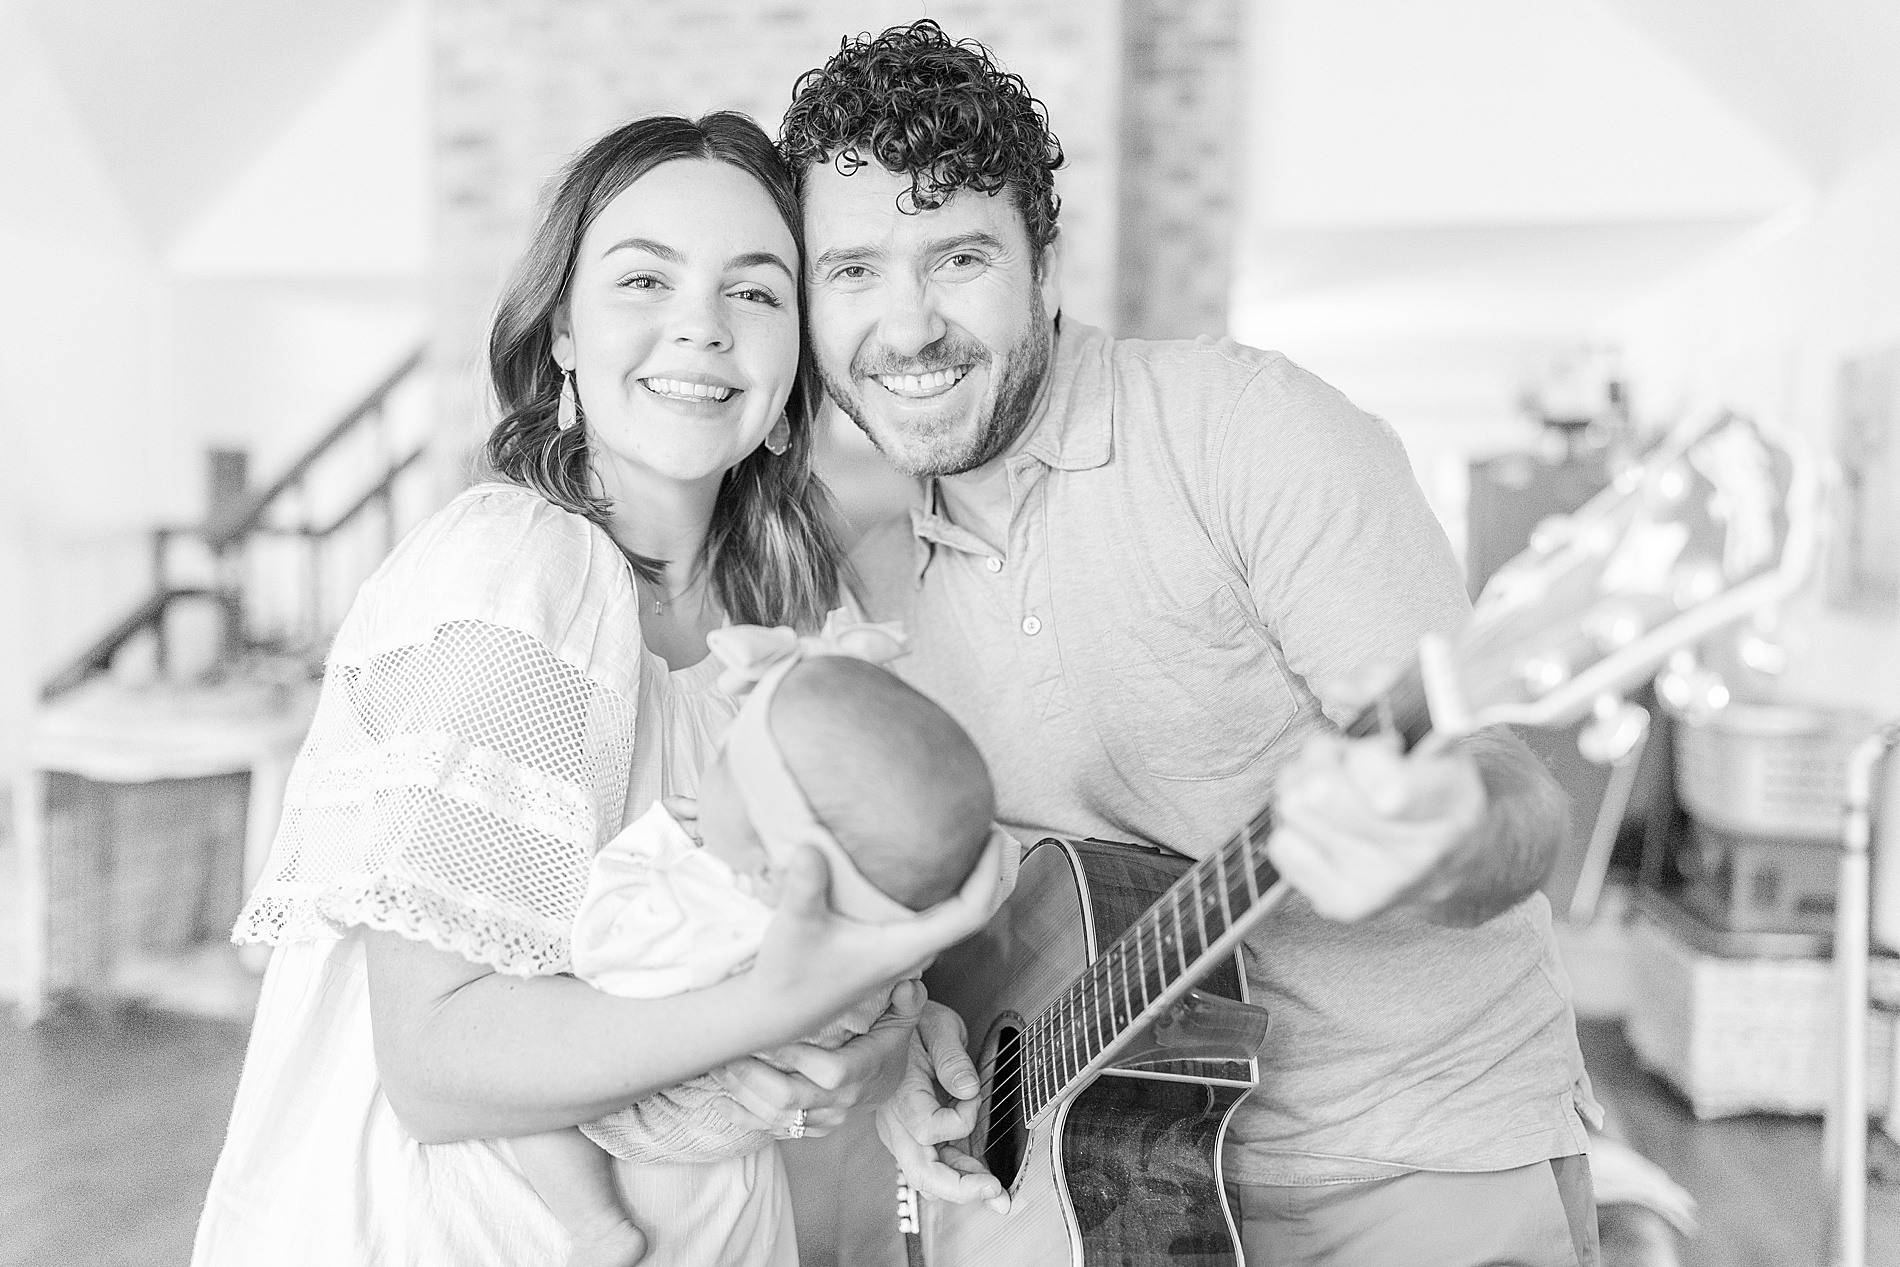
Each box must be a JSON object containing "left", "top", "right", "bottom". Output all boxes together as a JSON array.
[{"left": 233, "top": 619, "right": 637, "bottom": 977}]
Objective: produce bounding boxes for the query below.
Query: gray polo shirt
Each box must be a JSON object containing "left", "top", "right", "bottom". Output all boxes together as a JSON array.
[{"left": 851, "top": 319, "right": 1595, "bottom": 1185}]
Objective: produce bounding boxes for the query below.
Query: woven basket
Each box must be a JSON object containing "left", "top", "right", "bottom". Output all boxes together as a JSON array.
[
  {"left": 1627, "top": 912, "right": 1900, "bottom": 1119},
  {"left": 1674, "top": 704, "right": 1875, "bottom": 841}
]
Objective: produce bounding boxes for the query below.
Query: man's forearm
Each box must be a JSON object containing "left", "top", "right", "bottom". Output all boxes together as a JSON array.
[{"left": 1415, "top": 726, "right": 1570, "bottom": 927}]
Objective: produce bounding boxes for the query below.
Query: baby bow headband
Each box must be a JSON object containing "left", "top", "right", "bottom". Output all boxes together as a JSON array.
[
  {"left": 704, "top": 613, "right": 917, "bottom": 923},
  {"left": 706, "top": 609, "right": 910, "bottom": 698}
]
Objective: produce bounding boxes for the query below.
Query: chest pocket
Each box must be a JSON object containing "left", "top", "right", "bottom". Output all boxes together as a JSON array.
[{"left": 1097, "top": 585, "right": 1298, "bottom": 782}]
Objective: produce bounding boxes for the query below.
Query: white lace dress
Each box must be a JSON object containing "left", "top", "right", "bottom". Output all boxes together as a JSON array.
[{"left": 191, "top": 483, "right": 794, "bottom": 1267}]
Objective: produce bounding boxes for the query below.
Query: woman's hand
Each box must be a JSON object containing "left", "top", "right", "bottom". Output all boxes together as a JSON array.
[
  {"left": 706, "top": 833, "right": 1003, "bottom": 1137},
  {"left": 742, "top": 833, "right": 1002, "bottom": 1025},
  {"left": 709, "top": 979, "right": 926, "bottom": 1137}
]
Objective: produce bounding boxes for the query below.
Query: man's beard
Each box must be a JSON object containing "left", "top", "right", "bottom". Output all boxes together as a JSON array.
[{"left": 820, "top": 293, "right": 1052, "bottom": 478}]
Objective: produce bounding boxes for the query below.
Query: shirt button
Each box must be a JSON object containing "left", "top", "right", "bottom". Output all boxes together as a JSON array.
[
  {"left": 985, "top": 557, "right": 1003, "bottom": 573},
  {"left": 1021, "top": 615, "right": 1042, "bottom": 636}
]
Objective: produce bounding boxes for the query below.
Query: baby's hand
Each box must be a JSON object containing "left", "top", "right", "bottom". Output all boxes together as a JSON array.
[{"left": 660, "top": 796, "right": 700, "bottom": 841}]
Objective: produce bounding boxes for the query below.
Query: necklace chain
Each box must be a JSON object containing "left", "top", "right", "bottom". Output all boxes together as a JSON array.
[{"left": 642, "top": 569, "right": 709, "bottom": 616}]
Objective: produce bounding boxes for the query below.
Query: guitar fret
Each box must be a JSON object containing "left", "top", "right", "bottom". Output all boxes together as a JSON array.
[
  {"left": 1032, "top": 1017, "right": 1048, "bottom": 1116},
  {"left": 1034, "top": 1022, "right": 1047, "bottom": 1119},
  {"left": 1213, "top": 847, "right": 1237, "bottom": 937},
  {"left": 1145, "top": 911, "right": 1168, "bottom": 1001},
  {"left": 1094, "top": 961, "right": 1109, "bottom": 1071},
  {"left": 1058, "top": 989, "right": 1079, "bottom": 1097},
  {"left": 1044, "top": 1014, "right": 1062, "bottom": 1111},
  {"left": 1169, "top": 887, "right": 1192, "bottom": 979},
  {"left": 1048, "top": 1011, "right": 1064, "bottom": 1107},
  {"left": 1079, "top": 980, "right": 1094, "bottom": 1078},
  {"left": 1191, "top": 866, "right": 1213, "bottom": 955},
  {"left": 1109, "top": 950, "right": 1128, "bottom": 1035},
  {"left": 1238, "top": 829, "right": 1262, "bottom": 906},
  {"left": 1051, "top": 1013, "right": 1065, "bottom": 1107},
  {"left": 1133, "top": 925, "right": 1152, "bottom": 1013},
  {"left": 1061, "top": 998, "right": 1081, "bottom": 1101},
  {"left": 1022, "top": 1022, "right": 1042, "bottom": 1121}
]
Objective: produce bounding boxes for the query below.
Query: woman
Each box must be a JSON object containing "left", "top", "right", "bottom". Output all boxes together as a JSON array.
[{"left": 190, "top": 113, "right": 999, "bottom": 1266}]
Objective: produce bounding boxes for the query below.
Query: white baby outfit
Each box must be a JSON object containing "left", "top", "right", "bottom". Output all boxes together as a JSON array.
[
  {"left": 190, "top": 484, "right": 795, "bottom": 1267},
  {"left": 572, "top": 801, "right": 891, "bottom": 1162}
]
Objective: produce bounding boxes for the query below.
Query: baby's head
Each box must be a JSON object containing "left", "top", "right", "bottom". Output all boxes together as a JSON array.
[{"left": 696, "top": 656, "right": 995, "bottom": 915}]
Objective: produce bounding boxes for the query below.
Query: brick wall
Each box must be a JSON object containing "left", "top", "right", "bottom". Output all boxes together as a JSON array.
[
  {"left": 1115, "top": 0, "right": 1244, "bottom": 339},
  {"left": 431, "top": 0, "right": 1121, "bottom": 484}
]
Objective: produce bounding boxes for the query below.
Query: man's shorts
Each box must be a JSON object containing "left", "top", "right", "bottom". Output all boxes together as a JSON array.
[{"left": 1227, "top": 1154, "right": 1598, "bottom": 1267}]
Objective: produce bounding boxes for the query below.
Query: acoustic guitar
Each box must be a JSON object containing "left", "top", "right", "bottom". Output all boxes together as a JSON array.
[{"left": 917, "top": 410, "right": 1821, "bottom": 1266}]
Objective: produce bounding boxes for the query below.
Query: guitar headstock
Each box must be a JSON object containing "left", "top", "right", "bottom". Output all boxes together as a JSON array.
[{"left": 1428, "top": 410, "right": 1821, "bottom": 748}]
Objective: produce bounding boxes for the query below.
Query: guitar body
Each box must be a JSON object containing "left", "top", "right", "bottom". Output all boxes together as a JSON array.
[{"left": 923, "top": 838, "right": 1258, "bottom": 1267}]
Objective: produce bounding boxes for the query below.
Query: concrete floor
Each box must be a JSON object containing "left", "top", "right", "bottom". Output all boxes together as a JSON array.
[
  {"left": 3, "top": 810, "right": 1896, "bottom": 1267},
  {"left": 2, "top": 1000, "right": 1897, "bottom": 1267},
  {"left": 0, "top": 1005, "right": 248, "bottom": 1267}
]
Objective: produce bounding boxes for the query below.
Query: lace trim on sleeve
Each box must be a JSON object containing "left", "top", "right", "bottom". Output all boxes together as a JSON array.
[{"left": 233, "top": 619, "right": 636, "bottom": 977}]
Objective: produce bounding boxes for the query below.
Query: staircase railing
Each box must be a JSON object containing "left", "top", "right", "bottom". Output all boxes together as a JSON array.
[{"left": 41, "top": 347, "right": 431, "bottom": 701}]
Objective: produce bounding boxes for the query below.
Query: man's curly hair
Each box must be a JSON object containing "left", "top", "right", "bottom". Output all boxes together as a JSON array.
[{"left": 779, "top": 20, "right": 1065, "bottom": 258}]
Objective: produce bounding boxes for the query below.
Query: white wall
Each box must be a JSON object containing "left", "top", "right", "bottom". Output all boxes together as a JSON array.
[
  {"left": 167, "top": 1, "right": 429, "bottom": 475},
  {"left": 1617, "top": 138, "right": 1900, "bottom": 715},
  {"left": 0, "top": 1, "right": 428, "bottom": 781},
  {"left": 0, "top": 3, "right": 186, "bottom": 774},
  {"left": 1243, "top": 0, "right": 1805, "bottom": 231},
  {"left": 1229, "top": 0, "right": 1814, "bottom": 561}
]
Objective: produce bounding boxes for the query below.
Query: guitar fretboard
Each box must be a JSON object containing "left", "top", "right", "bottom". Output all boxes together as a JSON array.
[
  {"left": 1002, "top": 680, "right": 1429, "bottom": 1128},
  {"left": 1011, "top": 806, "right": 1282, "bottom": 1123}
]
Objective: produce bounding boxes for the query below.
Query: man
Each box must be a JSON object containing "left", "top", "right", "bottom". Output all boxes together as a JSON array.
[{"left": 779, "top": 21, "right": 1600, "bottom": 1267}]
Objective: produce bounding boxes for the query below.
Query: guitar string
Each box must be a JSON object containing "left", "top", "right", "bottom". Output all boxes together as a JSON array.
[
  {"left": 979, "top": 826, "right": 1264, "bottom": 1132},
  {"left": 989, "top": 848, "right": 1249, "bottom": 1130},
  {"left": 976, "top": 823, "right": 1270, "bottom": 1130},
  {"left": 985, "top": 833, "right": 1258, "bottom": 1129}
]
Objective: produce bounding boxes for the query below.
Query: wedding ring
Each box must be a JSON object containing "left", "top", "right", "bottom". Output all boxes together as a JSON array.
[{"left": 784, "top": 1109, "right": 808, "bottom": 1140}]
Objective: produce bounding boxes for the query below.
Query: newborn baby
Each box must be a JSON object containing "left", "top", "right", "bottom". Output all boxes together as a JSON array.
[{"left": 514, "top": 632, "right": 997, "bottom": 1267}]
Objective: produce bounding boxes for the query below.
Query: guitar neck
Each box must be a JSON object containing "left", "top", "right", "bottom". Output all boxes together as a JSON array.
[{"left": 1016, "top": 658, "right": 1433, "bottom": 1123}]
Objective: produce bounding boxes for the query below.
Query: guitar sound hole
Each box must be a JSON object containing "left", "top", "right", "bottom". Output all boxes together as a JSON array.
[{"left": 981, "top": 1022, "right": 1028, "bottom": 1188}]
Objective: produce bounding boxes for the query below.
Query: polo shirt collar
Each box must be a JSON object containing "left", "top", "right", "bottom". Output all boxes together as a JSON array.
[
  {"left": 1019, "top": 316, "right": 1114, "bottom": 473},
  {"left": 907, "top": 317, "right": 1114, "bottom": 579}
]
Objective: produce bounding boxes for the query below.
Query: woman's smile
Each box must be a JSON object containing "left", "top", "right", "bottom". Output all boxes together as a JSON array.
[{"left": 640, "top": 375, "right": 740, "bottom": 403}]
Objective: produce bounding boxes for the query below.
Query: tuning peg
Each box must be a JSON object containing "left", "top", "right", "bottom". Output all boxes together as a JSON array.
[
  {"left": 1657, "top": 649, "right": 1729, "bottom": 721},
  {"left": 1579, "top": 694, "right": 1650, "bottom": 765},
  {"left": 1655, "top": 649, "right": 1697, "bottom": 710},
  {"left": 1529, "top": 515, "right": 1572, "bottom": 554},
  {"left": 1734, "top": 607, "right": 1787, "bottom": 674},
  {"left": 1671, "top": 560, "right": 1725, "bottom": 610},
  {"left": 1515, "top": 651, "right": 1571, "bottom": 696},
  {"left": 1583, "top": 601, "right": 1645, "bottom": 652},
  {"left": 1646, "top": 464, "right": 1691, "bottom": 508},
  {"left": 1737, "top": 631, "right": 1788, "bottom": 674}
]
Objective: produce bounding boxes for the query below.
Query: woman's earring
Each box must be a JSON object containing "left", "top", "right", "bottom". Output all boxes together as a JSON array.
[
  {"left": 763, "top": 412, "right": 791, "bottom": 456},
  {"left": 557, "top": 370, "right": 579, "bottom": 432}
]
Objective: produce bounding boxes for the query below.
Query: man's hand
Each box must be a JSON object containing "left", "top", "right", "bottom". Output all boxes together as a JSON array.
[
  {"left": 875, "top": 1001, "right": 1010, "bottom": 1213},
  {"left": 1266, "top": 730, "right": 1488, "bottom": 923}
]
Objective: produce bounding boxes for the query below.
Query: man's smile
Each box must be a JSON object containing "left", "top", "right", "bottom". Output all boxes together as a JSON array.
[{"left": 871, "top": 366, "right": 973, "bottom": 399}]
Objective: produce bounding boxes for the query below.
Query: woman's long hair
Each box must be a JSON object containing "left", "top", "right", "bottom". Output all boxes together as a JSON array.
[{"left": 484, "top": 112, "right": 844, "bottom": 630}]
